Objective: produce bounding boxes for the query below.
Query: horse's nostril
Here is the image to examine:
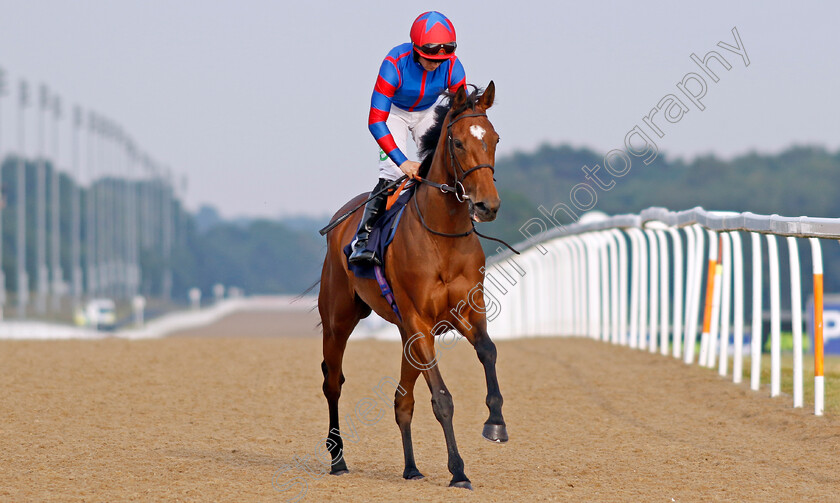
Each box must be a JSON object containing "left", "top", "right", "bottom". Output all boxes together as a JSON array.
[{"left": 475, "top": 202, "right": 489, "bottom": 213}]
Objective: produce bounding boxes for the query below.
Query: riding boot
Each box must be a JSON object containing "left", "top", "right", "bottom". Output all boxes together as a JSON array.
[{"left": 348, "top": 179, "right": 391, "bottom": 266}]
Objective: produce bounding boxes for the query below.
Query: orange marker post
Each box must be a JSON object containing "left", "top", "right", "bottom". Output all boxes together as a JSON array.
[
  {"left": 810, "top": 238, "right": 824, "bottom": 416},
  {"left": 700, "top": 253, "right": 718, "bottom": 366}
]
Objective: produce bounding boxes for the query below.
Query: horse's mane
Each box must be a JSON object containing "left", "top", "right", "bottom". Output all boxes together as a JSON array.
[{"left": 417, "top": 85, "right": 483, "bottom": 178}]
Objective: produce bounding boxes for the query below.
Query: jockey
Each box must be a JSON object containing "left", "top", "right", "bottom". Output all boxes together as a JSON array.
[{"left": 348, "top": 11, "right": 466, "bottom": 266}]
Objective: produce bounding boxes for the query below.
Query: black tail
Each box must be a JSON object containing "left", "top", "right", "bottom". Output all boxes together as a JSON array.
[
  {"left": 293, "top": 279, "right": 320, "bottom": 303},
  {"left": 291, "top": 279, "right": 322, "bottom": 329}
]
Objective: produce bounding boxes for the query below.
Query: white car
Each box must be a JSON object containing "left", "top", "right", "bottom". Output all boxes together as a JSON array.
[{"left": 85, "top": 299, "right": 117, "bottom": 330}]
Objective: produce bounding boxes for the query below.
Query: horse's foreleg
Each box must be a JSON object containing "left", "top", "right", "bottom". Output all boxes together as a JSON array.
[
  {"left": 469, "top": 327, "right": 508, "bottom": 443},
  {"left": 406, "top": 330, "right": 471, "bottom": 489},
  {"left": 395, "top": 350, "right": 423, "bottom": 480}
]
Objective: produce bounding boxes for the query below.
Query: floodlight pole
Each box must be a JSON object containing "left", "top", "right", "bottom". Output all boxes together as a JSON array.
[
  {"left": 0, "top": 68, "right": 8, "bottom": 319},
  {"left": 96, "top": 118, "right": 106, "bottom": 299},
  {"left": 109, "top": 124, "right": 119, "bottom": 299},
  {"left": 36, "top": 84, "right": 47, "bottom": 315},
  {"left": 17, "top": 81, "right": 29, "bottom": 318},
  {"left": 116, "top": 127, "right": 127, "bottom": 299},
  {"left": 97, "top": 118, "right": 107, "bottom": 298},
  {"left": 71, "top": 106, "right": 82, "bottom": 309},
  {"left": 139, "top": 154, "right": 153, "bottom": 295},
  {"left": 179, "top": 175, "right": 187, "bottom": 249},
  {"left": 85, "top": 112, "right": 97, "bottom": 299},
  {"left": 50, "top": 95, "right": 63, "bottom": 312},
  {"left": 126, "top": 140, "right": 138, "bottom": 298},
  {"left": 162, "top": 167, "right": 172, "bottom": 301},
  {"left": 114, "top": 127, "right": 123, "bottom": 299},
  {"left": 110, "top": 125, "right": 121, "bottom": 299},
  {"left": 142, "top": 155, "right": 152, "bottom": 250}
]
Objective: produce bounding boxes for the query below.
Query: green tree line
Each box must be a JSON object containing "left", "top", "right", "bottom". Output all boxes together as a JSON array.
[
  {"left": 5, "top": 144, "right": 838, "bottom": 300},
  {"left": 483, "top": 143, "right": 840, "bottom": 308}
]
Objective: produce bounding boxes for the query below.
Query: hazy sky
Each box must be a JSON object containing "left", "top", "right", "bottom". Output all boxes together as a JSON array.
[{"left": 0, "top": 1, "right": 838, "bottom": 218}]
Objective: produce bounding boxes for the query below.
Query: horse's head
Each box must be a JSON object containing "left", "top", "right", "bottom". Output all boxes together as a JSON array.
[{"left": 445, "top": 81, "right": 500, "bottom": 223}]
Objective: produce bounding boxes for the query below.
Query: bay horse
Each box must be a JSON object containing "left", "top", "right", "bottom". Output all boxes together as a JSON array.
[{"left": 319, "top": 82, "right": 506, "bottom": 490}]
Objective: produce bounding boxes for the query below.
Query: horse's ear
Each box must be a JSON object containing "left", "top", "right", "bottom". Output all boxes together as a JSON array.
[
  {"left": 452, "top": 84, "right": 467, "bottom": 110},
  {"left": 478, "top": 80, "right": 495, "bottom": 109}
]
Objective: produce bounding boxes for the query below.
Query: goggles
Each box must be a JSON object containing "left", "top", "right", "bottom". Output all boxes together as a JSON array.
[{"left": 415, "top": 42, "right": 457, "bottom": 56}]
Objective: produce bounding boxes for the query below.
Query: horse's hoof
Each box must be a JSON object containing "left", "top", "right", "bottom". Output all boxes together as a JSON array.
[
  {"left": 330, "top": 459, "right": 349, "bottom": 475},
  {"left": 482, "top": 423, "right": 509, "bottom": 443},
  {"left": 449, "top": 480, "right": 473, "bottom": 490},
  {"left": 403, "top": 469, "right": 425, "bottom": 480}
]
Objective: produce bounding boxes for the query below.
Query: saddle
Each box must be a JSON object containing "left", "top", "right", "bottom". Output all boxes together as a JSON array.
[{"left": 342, "top": 182, "right": 416, "bottom": 320}]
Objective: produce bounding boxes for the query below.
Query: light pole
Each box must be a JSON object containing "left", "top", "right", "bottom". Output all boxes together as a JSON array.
[
  {"left": 110, "top": 123, "right": 121, "bottom": 299},
  {"left": 72, "top": 106, "right": 82, "bottom": 309},
  {"left": 179, "top": 174, "right": 188, "bottom": 249},
  {"left": 85, "top": 111, "right": 97, "bottom": 300},
  {"left": 0, "top": 67, "right": 8, "bottom": 319},
  {"left": 36, "top": 84, "right": 47, "bottom": 314},
  {"left": 95, "top": 116, "right": 106, "bottom": 299},
  {"left": 105, "top": 122, "right": 116, "bottom": 299},
  {"left": 107, "top": 121, "right": 115, "bottom": 299},
  {"left": 115, "top": 126, "right": 126, "bottom": 299},
  {"left": 144, "top": 157, "right": 158, "bottom": 297},
  {"left": 139, "top": 153, "right": 153, "bottom": 296},
  {"left": 125, "top": 139, "right": 138, "bottom": 298},
  {"left": 17, "top": 81, "right": 29, "bottom": 318},
  {"left": 141, "top": 154, "right": 152, "bottom": 251},
  {"left": 108, "top": 122, "right": 119, "bottom": 299},
  {"left": 96, "top": 117, "right": 106, "bottom": 298},
  {"left": 162, "top": 167, "right": 172, "bottom": 301},
  {"left": 50, "top": 95, "right": 62, "bottom": 312}
]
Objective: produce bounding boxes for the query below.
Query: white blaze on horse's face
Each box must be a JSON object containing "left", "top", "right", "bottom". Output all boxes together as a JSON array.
[
  {"left": 469, "top": 125, "right": 486, "bottom": 141},
  {"left": 470, "top": 125, "right": 488, "bottom": 151}
]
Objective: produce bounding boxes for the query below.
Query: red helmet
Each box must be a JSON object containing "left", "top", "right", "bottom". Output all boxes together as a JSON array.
[{"left": 410, "top": 11, "right": 457, "bottom": 60}]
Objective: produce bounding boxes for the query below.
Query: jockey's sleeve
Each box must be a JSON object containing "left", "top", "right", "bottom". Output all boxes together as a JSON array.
[
  {"left": 368, "top": 57, "right": 408, "bottom": 167},
  {"left": 447, "top": 57, "right": 466, "bottom": 92}
]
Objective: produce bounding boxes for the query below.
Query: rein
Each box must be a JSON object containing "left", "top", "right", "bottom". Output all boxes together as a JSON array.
[{"left": 412, "top": 111, "right": 520, "bottom": 254}]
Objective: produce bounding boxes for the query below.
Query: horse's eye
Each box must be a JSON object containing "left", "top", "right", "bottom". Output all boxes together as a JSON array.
[
  {"left": 496, "top": 137, "right": 501, "bottom": 144},
  {"left": 453, "top": 139, "right": 464, "bottom": 149}
]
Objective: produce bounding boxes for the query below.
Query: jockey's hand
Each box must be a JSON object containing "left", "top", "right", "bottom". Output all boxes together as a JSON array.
[{"left": 399, "top": 160, "right": 421, "bottom": 179}]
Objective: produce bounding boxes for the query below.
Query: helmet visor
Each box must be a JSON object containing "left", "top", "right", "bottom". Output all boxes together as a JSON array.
[{"left": 414, "top": 42, "right": 457, "bottom": 57}]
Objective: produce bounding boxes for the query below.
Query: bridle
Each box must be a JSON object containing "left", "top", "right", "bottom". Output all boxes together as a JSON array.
[
  {"left": 445, "top": 112, "right": 496, "bottom": 203},
  {"left": 415, "top": 111, "right": 495, "bottom": 203},
  {"left": 413, "top": 110, "right": 498, "bottom": 239},
  {"left": 408, "top": 108, "right": 520, "bottom": 253}
]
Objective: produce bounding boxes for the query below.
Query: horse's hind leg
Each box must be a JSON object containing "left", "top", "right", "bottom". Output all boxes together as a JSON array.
[
  {"left": 321, "top": 331, "right": 349, "bottom": 475},
  {"left": 394, "top": 334, "right": 423, "bottom": 480},
  {"left": 320, "top": 276, "right": 366, "bottom": 475}
]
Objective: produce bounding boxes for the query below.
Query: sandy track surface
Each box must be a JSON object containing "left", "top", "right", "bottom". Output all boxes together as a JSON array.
[{"left": 2, "top": 311, "right": 839, "bottom": 502}]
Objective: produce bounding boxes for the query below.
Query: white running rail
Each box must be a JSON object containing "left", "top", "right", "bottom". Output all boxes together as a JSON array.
[{"left": 486, "top": 207, "right": 834, "bottom": 415}]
